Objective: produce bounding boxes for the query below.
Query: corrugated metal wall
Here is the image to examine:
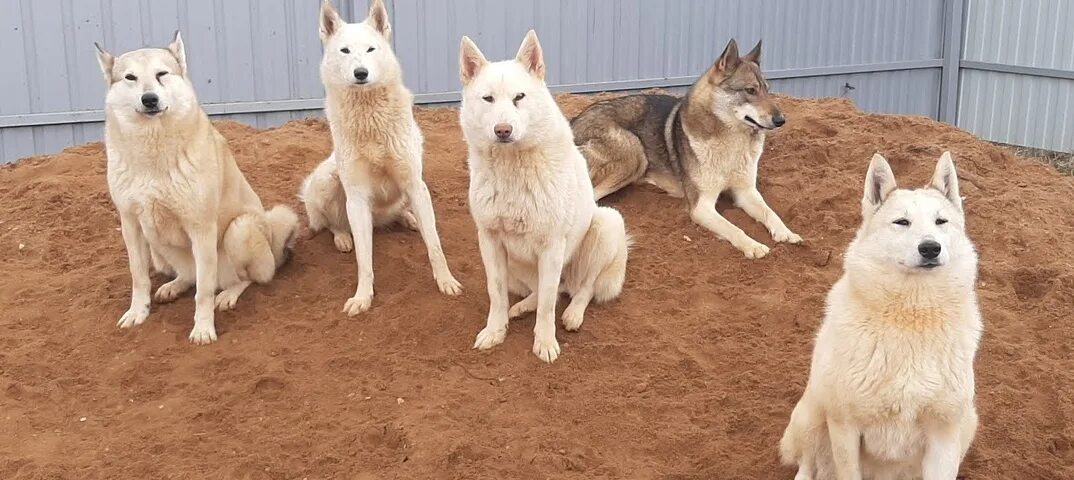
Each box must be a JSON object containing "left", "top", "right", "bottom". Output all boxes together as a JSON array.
[
  {"left": 4, "top": 0, "right": 1068, "bottom": 161},
  {"left": 958, "top": 0, "right": 1074, "bottom": 152}
]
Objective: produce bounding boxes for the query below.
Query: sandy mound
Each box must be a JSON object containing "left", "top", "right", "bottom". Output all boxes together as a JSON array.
[{"left": 1, "top": 94, "right": 1071, "bottom": 479}]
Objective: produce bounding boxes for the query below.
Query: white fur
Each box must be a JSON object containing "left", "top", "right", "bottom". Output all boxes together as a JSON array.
[
  {"left": 306, "top": 0, "right": 461, "bottom": 316},
  {"left": 97, "top": 32, "right": 299, "bottom": 344},
  {"left": 460, "top": 31, "right": 631, "bottom": 363},
  {"left": 780, "top": 152, "right": 981, "bottom": 479}
]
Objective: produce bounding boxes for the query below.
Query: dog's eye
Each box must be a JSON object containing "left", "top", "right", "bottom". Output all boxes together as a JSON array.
[
  {"left": 745, "top": 87, "right": 758, "bottom": 95},
  {"left": 482, "top": 95, "right": 494, "bottom": 103},
  {"left": 935, "top": 218, "right": 948, "bottom": 225},
  {"left": 124, "top": 74, "right": 137, "bottom": 81},
  {"left": 513, "top": 93, "right": 525, "bottom": 104},
  {"left": 340, "top": 47, "right": 350, "bottom": 54},
  {"left": 156, "top": 71, "right": 167, "bottom": 79},
  {"left": 893, "top": 219, "right": 910, "bottom": 226},
  {"left": 367, "top": 47, "right": 376, "bottom": 53}
]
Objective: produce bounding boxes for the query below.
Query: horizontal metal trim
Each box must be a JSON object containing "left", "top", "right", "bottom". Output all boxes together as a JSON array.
[
  {"left": 0, "top": 59, "right": 944, "bottom": 128},
  {"left": 959, "top": 60, "right": 1074, "bottom": 81}
]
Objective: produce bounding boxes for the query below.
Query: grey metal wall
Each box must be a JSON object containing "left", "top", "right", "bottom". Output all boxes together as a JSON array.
[
  {"left": 9, "top": 0, "right": 1057, "bottom": 163},
  {"left": 957, "top": 0, "right": 1074, "bottom": 152}
]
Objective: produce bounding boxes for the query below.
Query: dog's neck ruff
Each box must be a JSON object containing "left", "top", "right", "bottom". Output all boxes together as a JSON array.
[{"left": 844, "top": 264, "right": 976, "bottom": 331}]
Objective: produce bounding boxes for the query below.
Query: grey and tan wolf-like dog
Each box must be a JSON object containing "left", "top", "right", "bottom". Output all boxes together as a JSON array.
[
  {"left": 779, "top": 152, "right": 982, "bottom": 480},
  {"left": 459, "top": 31, "right": 631, "bottom": 363},
  {"left": 571, "top": 38, "right": 800, "bottom": 259},
  {"left": 96, "top": 32, "right": 299, "bottom": 344},
  {"left": 300, "top": 0, "right": 461, "bottom": 316}
]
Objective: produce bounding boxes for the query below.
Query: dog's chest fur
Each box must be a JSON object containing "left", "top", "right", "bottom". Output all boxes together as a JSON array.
[
  {"left": 681, "top": 120, "right": 764, "bottom": 194},
  {"left": 822, "top": 278, "right": 980, "bottom": 457},
  {"left": 106, "top": 122, "right": 222, "bottom": 247},
  {"left": 469, "top": 146, "right": 574, "bottom": 245},
  {"left": 326, "top": 86, "right": 419, "bottom": 203}
]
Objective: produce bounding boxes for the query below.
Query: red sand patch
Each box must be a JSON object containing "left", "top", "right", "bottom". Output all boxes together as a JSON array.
[{"left": 1, "top": 94, "right": 1072, "bottom": 479}]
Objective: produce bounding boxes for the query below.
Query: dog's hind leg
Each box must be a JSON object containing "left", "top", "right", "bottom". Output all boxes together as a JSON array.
[
  {"left": 507, "top": 263, "right": 537, "bottom": 318},
  {"left": 215, "top": 213, "right": 276, "bottom": 311},
  {"left": 561, "top": 207, "right": 630, "bottom": 331},
  {"left": 150, "top": 247, "right": 175, "bottom": 277},
  {"left": 300, "top": 157, "right": 353, "bottom": 252},
  {"left": 154, "top": 248, "right": 195, "bottom": 303},
  {"left": 580, "top": 128, "right": 648, "bottom": 201}
]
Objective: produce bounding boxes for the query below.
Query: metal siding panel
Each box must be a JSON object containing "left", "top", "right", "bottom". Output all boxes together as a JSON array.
[
  {"left": 392, "top": 0, "right": 421, "bottom": 93},
  {"left": 2, "top": 128, "right": 36, "bottom": 163},
  {"left": 963, "top": 0, "right": 1074, "bottom": 70},
  {"left": 958, "top": 69, "right": 1074, "bottom": 151},
  {"left": 175, "top": 1, "right": 219, "bottom": 103},
  {"left": 25, "top": 0, "right": 74, "bottom": 114},
  {"left": 250, "top": 1, "right": 292, "bottom": 101},
  {"left": 0, "top": 1, "right": 31, "bottom": 115},
  {"left": 67, "top": 0, "right": 107, "bottom": 112},
  {"left": 219, "top": 0, "right": 256, "bottom": 103}
]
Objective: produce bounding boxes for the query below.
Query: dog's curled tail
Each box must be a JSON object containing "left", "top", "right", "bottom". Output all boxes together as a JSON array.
[{"left": 266, "top": 205, "right": 300, "bottom": 269}]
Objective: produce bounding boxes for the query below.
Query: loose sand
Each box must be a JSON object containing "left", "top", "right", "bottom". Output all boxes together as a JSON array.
[{"left": 1, "top": 93, "right": 1072, "bottom": 479}]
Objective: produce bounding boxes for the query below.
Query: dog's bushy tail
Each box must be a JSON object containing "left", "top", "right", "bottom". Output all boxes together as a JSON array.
[{"left": 590, "top": 207, "right": 631, "bottom": 303}]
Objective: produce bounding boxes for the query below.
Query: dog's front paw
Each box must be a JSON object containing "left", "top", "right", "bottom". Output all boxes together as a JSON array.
[
  {"left": 188, "top": 322, "right": 218, "bottom": 345},
  {"left": 561, "top": 306, "right": 585, "bottom": 332},
  {"left": 342, "top": 293, "right": 373, "bottom": 316},
  {"left": 333, "top": 232, "right": 354, "bottom": 253},
  {"left": 737, "top": 240, "right": 770, "bottom": 259},
  {"left": 215, "top": 290, "right": 241, "bottom": 311},
  {"left": 473, "top": 326, "right": 507, "bottom": 350},
  {"left": 436, "top": 274, "right": 463, "bottom": 296},
  {"left": 117, "top": 305, "right": 149, "bottom": 329},
  {"left": 154, "top": 279, "right": 190, "bottom": 303},
  {"left": 773, "top": 229, "right": 803, "bottom": 244},
  {"left": 532, "top": 334, "right": 561, "bottom": 364}
]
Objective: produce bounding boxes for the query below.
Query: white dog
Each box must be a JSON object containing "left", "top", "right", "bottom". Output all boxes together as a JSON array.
[
  {"left": 780, "top": 152, "right": 982, "bottom": 479},
  {"left": 96, "top": 32, "right": 299, "bottom": 344},
  {"left": 459, "top": 31, "right": 631, "bottom": 363},
  {"left": 301, "top": 0, "right": 461, "bottom": 316}
]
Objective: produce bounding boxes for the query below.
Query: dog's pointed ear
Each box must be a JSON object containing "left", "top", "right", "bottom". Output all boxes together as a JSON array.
[
  {"left": 94, "top": 42, "right": 115, "bottom": 84},
  {"left": 167, "top": 30, "right": 188, "bottom": 76},
  {"left": 515, "top": 30, "right": 545, "bottom": 81},
  {"left": 459, "top": 36, "right": 488, "bottom": 86},
  {"left": 366, "top": 0, "right": 392, "bottom": 40},
  {"left": 320, "top": 0, "right": 344, "bottom": 42},
  {"left": 714, "top": 38, "right": 741, "bottom": 74},
  {"left": 742, "top": 40, "right": 762, "bottom": 66},
  {"left": 863, "top": 153, "right": 898, "bottom": 214},
  {"left": 929, "top": 151, "right": 962, "bottom": 212}
]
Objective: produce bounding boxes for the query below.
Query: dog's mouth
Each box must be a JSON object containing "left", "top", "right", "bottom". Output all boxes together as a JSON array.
[
  {"left": 141, "top": 107, "right": 168, "bottom": 117},
  {"left": 495, "top": 137, "right": 515, "bottom": 144},
  {"left": 743, "top": 116, "right": 773, "bottom": 130},
  {"left": 917, "top": 259, "right": 942, "bottom": 270}
]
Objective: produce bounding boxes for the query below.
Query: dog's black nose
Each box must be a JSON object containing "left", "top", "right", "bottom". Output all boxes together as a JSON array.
[
  {"left": 141, "top": 93, "right": 159, "bottom": 109},
  {"left": 494, "top": 123, "right": 513, "bottom": 140},
  {"left": 353, "top": 68, "right": 369, "bottom": 82},
  {"left": 772, "top": 113, "right": 786, "bottom": 128},
  {"left": 918, "top": 240, "right": 941, "bottom": 259}
]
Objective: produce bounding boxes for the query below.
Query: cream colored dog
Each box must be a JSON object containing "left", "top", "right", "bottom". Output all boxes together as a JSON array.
[
  {"left": 301, "top": 0, "right": 461, "bottom": 316},
  {"left": 460, "top": 31, "right": 631, "bottom": 363},
  {"left": 780, "top": 152, "right": 982, "bottom": 479},
  {"left": 96, "top": 32, "right": 299, "bottom": 344}
]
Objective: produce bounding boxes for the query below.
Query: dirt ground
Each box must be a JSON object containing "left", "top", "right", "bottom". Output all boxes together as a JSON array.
[{"left": 1, "top": 93, "right": 1072, "bottom": 479}]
